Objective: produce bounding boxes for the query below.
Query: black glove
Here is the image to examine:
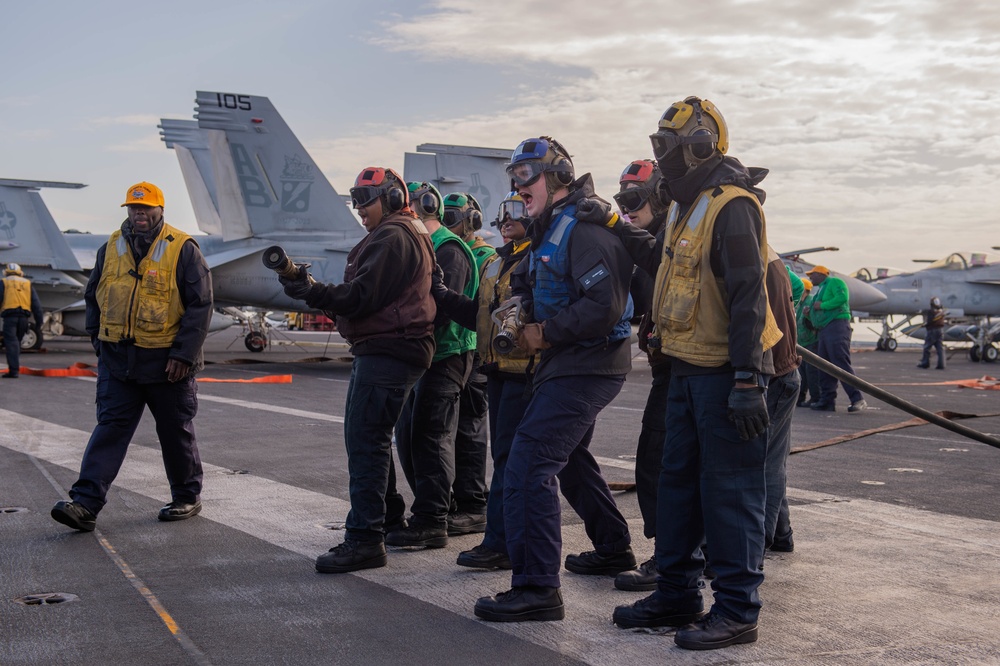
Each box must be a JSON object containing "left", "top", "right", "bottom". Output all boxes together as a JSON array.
[
  {"left": 278, "top": 266, "right": 315, "bottom": 301},
  {"left": 727, "top": 386, "right": 769, "bottom": 441},
  {"left": 430, "top": 263, "right": 448, "bottom": 303},
  {"left": 575, "top": 197, "right": 612, "bottom": 224}
]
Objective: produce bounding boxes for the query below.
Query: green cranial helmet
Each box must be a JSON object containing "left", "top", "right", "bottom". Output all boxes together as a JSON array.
[
  {"left": 442, "top": 192, "right": 484, "bottom": 233},
  {"left": 407, "top": 181, "right": 444, "bottom": 222}
]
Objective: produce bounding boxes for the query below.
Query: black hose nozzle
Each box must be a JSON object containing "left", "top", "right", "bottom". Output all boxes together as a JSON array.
[{"left": 262, "top": 245, "right": 300, "bottom": 281}]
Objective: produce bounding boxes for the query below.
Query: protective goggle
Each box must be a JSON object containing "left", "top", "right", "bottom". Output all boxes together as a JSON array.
[
  {"left": 443, "top": 208, "right": 473, "bottom": 229},
  {"left": 505, "top": 161, "right": 550, "bottom": 188},
  {"left": 350, "top": 185, "right": 384, "bottom": 209},
  {"left": 649, "top": 131, "right": 716, "bottom": 163},
  {"left": 613, "top": 187, "right": 651, "bottom": 214},
  {"left": 497, "top": 199, "right": 526, "bottom": 222}
]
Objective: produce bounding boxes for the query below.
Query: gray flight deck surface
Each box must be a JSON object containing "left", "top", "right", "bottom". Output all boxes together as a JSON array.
[{"left": 2, "top": 331, "right": 999, "bottom": 665}]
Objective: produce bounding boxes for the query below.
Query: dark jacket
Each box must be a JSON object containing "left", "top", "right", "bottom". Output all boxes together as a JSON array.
[
  {"left": 611, "top": 155, "right": 773, "bottom": 377},
  {"left": 766, "top": 254, "right": 800, "bottom": 378},
  {"left": 305, "top": 212, "right": 436, "bottom": 369},
  {"left": 511, "top": 174, "right": 633, "bottom": 385},
  {"left": 629, "top": 213, "right": 670, "bottom": 369},
  {"left": 86, "top": 220, "right": 213, "bottom": 383}
]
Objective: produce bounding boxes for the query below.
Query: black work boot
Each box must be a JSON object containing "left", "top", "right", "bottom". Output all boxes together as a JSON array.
[
  {"left": 447, "top": 512, "right": 486, "bottom": 536},
  {"left": 614, "top": 556, "right": 658, "bottom": 591},
  {"left": 457, "top": 544, "right": 512, "bottom": 570},
  {"left": 50, "top": 500, "right": 96, "bottom": 532},
  {"left": 158, "top": 500, "right": 202, "bottom": 521},
  {"left": 674, "top": 611, "right": 758, "bottom": 650},
  {"left": 612, "top": 590, "right": 705, "bottom": 628},
  {"left": 565, "top": 547, "right": 636, "bottom": 576},
  {"left": 474, "top": 586, "right": 564, "bottom": 622},
  {"left": 385, "top": 523, "right": 448, "bottom": 548},
  {"left": 315, "top": 540, "right": 387, "bottom": 573}
]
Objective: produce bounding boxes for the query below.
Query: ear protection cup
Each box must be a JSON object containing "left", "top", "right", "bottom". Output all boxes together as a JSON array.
[
  {"left": 553, "top": 157, "right": 574, "bottom": 186},
  {"left": 382, "top": 168, "right": 407, "bottom": 212},
  {"left": 545, "top": 136, "right": 575, "bottom": 186},
  {"left": 653, "top": 178, "right": 672, "bottom": 207},
  {"left": 418, "top": 190, "right": 440, "bottom": 216},
  {"left": 470, "top": 209, "right": 483, "bottom": 231},
  {"left": 386, "top": 186, "right": 405, "bottom": 212},
  {"left": 688, "top": 127, "right": 716, "bottom": 160}
]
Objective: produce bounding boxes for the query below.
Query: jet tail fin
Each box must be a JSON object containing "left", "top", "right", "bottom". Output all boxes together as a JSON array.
[
  {"left": 0, "top": 180, "right": 84, "bottom": 272},
  {"left": 193, "top": 91, "right": 363, "bottom": 241},
  {"left": 159, "top": 119, "right": 223, "bottom": 235}
]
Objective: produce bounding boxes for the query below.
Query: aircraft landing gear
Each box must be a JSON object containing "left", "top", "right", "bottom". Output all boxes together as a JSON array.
[
  {"left": 870, "top": 315, "right": 911, "bottom": 352},
  {"left": 965, "top": 318, "right": 998, "bottom": 363},
  {"left": 984, "top": 344, "right": 999, "bottom": 363},
  {"left": 20, "top": 324, "right": 43, "bottom": 351},
  {"left": 244, "top": 331, "right": 267, "bottom": 353}
]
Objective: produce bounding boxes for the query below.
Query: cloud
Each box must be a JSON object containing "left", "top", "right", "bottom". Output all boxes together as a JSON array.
[{"left": 355, "top": 0, "right": 1000, "bottom": 270}]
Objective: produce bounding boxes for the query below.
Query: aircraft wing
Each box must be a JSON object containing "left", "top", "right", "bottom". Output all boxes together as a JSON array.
[
  {"left": 202, "top": 245, "right": 267, "bottom": 270},
  {"left": 777, "top": 246, "right": 839, "bottom": 260}
]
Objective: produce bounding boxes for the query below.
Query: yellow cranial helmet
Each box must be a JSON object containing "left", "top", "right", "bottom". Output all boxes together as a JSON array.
[{"left": 650, "top": 97, "right": 729, "bottom": 166}]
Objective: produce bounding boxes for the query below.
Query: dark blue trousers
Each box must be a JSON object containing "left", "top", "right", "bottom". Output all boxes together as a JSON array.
[
  {"left": 765, "top": 369, "right": 800, "bottom": 547},
  {"left": 920, "top": 328, "right": 945, "bottom": 368},
  {"left": 799, "top": 342, "right": 821, "bottom": 403},
  {"left": 394, "top": 351, "right": 472, "bottom": 528},
  {"left": 655, "top": 372, "right": 767, "bottom": 625},
  {"left": 452, "top": 360, "right": 489, "bottom": 514},
  {"left": 71, "top": 362, "right": 202, "bottom": 516},
  {"left": 482, "top": 376, "right": 532, "bottom": 555},
  {"left": 344, "top": 354, "right": 424, "bottom": 543},
  {"left": 504, "top": 374, "right": 630, "bottom": 588},
  {"left": 2, "top": 313, "right": 26, "bottom": 374},
  {"left": 817, "top": 319, "right": 863, "bottom": 405},
  {"left": 636, "top": 362, "right": 670, "bottom": 539}
]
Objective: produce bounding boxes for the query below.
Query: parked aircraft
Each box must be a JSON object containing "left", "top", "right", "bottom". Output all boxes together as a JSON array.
[
  {"left": 779, "top": 248, "right": 888, "bottom": 312},
  {"left": 60, "top": 91, "right": 513, "bottom": 351},
  {"left": 852, "top": 251, "right": 1000, "bottom": 361}
]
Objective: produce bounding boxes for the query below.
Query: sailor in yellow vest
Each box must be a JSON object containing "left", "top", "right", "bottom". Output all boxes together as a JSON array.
[
  {"left": 579, "top": 98, "right": 779, "bottom": 649},
  {"left": 0, "top": 263, "right": 44, "bottom": 378},
  {"left": 51, "top": 182, "right": 214, "bottom": 532}
]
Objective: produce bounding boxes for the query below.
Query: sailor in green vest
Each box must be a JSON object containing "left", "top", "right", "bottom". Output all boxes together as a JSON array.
[
  {"left": 443, "top": 191, "right": 496, "bottom": 535},
  {"left": 386, "top": 183, "right": 480, "bottom": 548}
]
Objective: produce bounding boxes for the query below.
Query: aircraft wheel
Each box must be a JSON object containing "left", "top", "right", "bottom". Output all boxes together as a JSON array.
[
  {"left": 985, "top": 344, "right": 999, "bottom": 363},
  {"left": 969, "top": 347, "right": 982, "bottom": 362},
  {"left": 21, "top": 325, "right": 42, "bottom": 351},
  {"left": 876, "top": 339, "right": 885, "bottom": 351},
  {"left": 885, "top": 338, "right": 898, "bottom": 352},
  {"left": 244, "top": 332, "right": 267, "bottom": 353}
]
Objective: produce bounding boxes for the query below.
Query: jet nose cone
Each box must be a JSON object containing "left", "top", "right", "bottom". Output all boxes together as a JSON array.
[{"left": 848, "top": 278, "right": 888, "bottom": 310}]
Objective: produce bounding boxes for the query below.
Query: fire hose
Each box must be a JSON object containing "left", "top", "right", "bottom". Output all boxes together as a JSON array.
[{"left": 797, "top": 345, "right": 1000, "bottom": 450}]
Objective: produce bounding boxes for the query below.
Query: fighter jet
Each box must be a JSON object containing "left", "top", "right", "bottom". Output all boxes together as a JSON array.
[
  {"left": 852, "top": 251, "right": 1000, "bottom": 361},
  {"left": 780, "top": 248, "right": 888, "bottom": 312},
  {"left": 58, "top": 91, "right": 513, "bottom": 351},
  {"left": 0, "top": 180, "right": 92, "bottom": 348}
]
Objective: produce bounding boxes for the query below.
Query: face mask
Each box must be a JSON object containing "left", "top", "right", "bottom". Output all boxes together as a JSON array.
[{"left": 658, "top": 148, "right": 688, "bottom": 180}]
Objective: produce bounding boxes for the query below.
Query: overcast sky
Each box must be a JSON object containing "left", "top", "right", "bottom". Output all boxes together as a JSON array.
[{"left": 2, "top": 0, "right": 998, "bottom": 272}]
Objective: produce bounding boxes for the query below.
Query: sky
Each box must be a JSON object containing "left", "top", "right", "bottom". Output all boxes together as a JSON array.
[{"left": 2, "top": 0, "right": 999, "bottom": 273}]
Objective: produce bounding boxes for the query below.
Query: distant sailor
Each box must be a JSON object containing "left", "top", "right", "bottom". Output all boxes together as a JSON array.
[{"left": 0, "top": 262, "right": 44, "bottom": 378}]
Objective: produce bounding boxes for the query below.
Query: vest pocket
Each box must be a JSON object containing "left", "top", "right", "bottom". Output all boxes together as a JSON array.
[
  {"left": 660, "top": 279, "right": 699, "bottom": 332},
  {"left": 659, "top": 247, "right": 701, "bottom": 332},
  {"left": 135, "top": 299, "right": 169, "bottom": 333}
]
